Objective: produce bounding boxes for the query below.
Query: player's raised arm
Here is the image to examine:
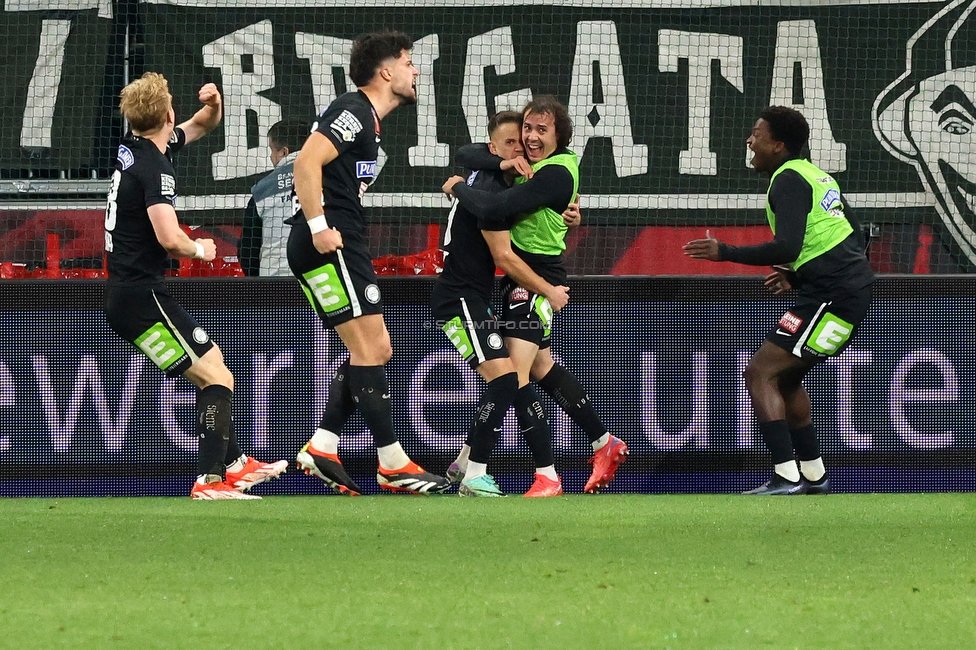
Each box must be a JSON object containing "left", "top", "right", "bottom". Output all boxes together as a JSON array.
[{"left": 178, "top": 83, "right": 222, "bottom": 144}]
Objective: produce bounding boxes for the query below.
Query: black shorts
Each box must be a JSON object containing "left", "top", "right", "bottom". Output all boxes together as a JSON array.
[
  {"left": 287, "top": 219, "right": 383, "bottom": 328},
  {"left": 499, "top": 278, "right": 554, "bottom": 350},
  {"left": 430, "top": 292, "right": 508, "bottom": 369},
  {"left": 766, "top": 288, "right": 872, "bottom": 361},
  {"left": 105, "top": 283, "right": 214, "bottom": 378}
]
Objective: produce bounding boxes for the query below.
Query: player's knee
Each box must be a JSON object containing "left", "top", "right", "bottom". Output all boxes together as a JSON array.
[
  {"left": 213, "top": 365, "right": 234, "bottom": 391},
  {"left": 742, "top": 361, "right": 768, "bottom": 392},
  {"left": 191, "top": 346, "right": 235, "bottom": 390}
]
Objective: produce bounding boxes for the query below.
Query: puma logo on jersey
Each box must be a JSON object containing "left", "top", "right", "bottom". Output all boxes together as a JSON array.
[{"left": 357, "top": 161, "right": 376, "bottom": 179}]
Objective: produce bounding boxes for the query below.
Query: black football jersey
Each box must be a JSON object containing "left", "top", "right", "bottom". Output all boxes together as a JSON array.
[
  {"left": 294, "top": 90, "right": 380, "bottom": 236},
  {"left": 436, "top": 168, "right": 512, "bottom": 303},
  {"left": 104, "top": 128, "right": 186, "bottom": 285}
]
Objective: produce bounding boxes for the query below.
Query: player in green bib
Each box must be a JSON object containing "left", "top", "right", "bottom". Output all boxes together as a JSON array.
[
  {"left": 444, "top": 96, "right": 628, "bottom": 495},
  {"left": 684, "top": 106, "right": 874, "bottom": 496}
]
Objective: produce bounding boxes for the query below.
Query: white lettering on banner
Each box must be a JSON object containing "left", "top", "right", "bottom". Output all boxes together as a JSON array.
[
  {"left": 640, "top": 351, "right": 709, "bottom": 450},
  {"left": 658, "top": 29, "right": 744, "bottom": 176},
  {"left": 295, "top": 32, "right": 353, "bottom": 113},
  {"left": 160, "top": 376, "right": 196, "bottom": 451},
  {"left": 203, "top": 20, "right": 282, "bottom": 181},
  {"left": 20, "top": 19, "right": 71, "bottom": 150},
  {"left": 827, "top": 349, "right": 874, "bottom": 449},
  {"left": 0, "top": 360, "right": 14, "bottom": 452},
  {"left": 409, "top": 34, "right": 450, "bottom": 167},
  {"left": 252, "top": 351, "right": 294, "bottom": 449},
  {"left": 889, "top": 348, "right": 958, "bottom": 449},
  {"left": 461, "top": 26, "right": 533, "bottom": 143},
  {"left": 33, "top": 354, "right": 145, "bottom": 453},
  {"left": 6, "top": 0, "right": 112, "bottom": 19},
  {"left": 764, "top": 20, "right": 847, "bottom": 173},
  {"left": 569, "top": 21, "right": 648, "bottom": 177}
]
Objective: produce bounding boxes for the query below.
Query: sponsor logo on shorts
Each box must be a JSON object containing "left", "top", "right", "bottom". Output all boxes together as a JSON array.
[
  {"left": 303, "top": 264, "right": 350, "bottom": 314},
  {"left": 192, "top": 327, "right": 209, "bottom": 345},
  {"left": 807, "top": 313, "right": 854, "bottom": 355},
  {"left": 364, "top": 284, "right": 381, "bottom": 304},
  {"left": 443, "top": 316, "right": 474, "bottom": 360},
  {"left": 487, "top": 333, "right": 503, "bottom": 350},
  {"left": 134, "top": 323, "right": 185, "bottom": 371},
  {"left": 778, "top": 311, "right": 803, "bottom": 334},
  {"left": 510, "top": 287, "right": 529, "bottom": 302},
  {"left": 356, "top": 161, "right": 377, "bottom": 178},
  {"left": 117, "top": 145, "right": 134, "bottom": 170}
]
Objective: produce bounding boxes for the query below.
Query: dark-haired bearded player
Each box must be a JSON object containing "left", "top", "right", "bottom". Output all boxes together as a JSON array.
[{"left": 290, "top": 31, "right": 450, "bottom": 495}]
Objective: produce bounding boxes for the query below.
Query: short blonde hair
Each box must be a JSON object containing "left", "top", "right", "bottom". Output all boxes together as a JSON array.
[{"left": 119, "top": 72, "right": 172, "bottom": 134}]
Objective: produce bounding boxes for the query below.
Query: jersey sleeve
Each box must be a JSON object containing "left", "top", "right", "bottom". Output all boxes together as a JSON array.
[
  {"left": 315, "top": 100, "right": 373, "bottom": 155},
  {"left": 167, "top": 127, "right": 187, "bottom": 155},
  {"left": 456, "top": 143, "right": 502, "bottom": 172},
  {"left": 477, "top": 210, "right": 512, "bottom": 232},
  {"left": 453, "top": 165, "right": 574, "bottom": 220},
  {"left": 718, "top": 170, "right": 809, "bottom": 266},
  {"left": 130, "top": 155, "right": 178, "bottom": 209}
]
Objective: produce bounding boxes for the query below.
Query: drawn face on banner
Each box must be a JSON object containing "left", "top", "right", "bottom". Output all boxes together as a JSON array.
[{"left": 874, "top": 0, "right": 976, "bottom": 266}]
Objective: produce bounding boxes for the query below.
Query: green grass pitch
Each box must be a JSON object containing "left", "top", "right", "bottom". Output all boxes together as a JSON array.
[{"left": 2, "top": 494, "right": 974, "bottom": 649}]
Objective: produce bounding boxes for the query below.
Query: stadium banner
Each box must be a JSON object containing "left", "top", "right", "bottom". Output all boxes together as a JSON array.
[
  {"left": 135, "top": 0, "right": 944, "bottom": 208},
  {"left": 135, "top": 0, "right": 976, "bottom": 266},
  {"left": 0, "top": 277, "right": 973, "bottom": 494},
  {"left": 0, "top": 1, "right": 112, "bottom": 170}
]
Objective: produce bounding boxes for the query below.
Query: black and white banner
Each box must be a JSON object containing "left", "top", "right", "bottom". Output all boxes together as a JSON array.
[
  {"left": 0, "top": 0, "right": 112, "bottom": 170},
  {"left": 135, "top": 0, "right": 976, "bottom": 262}
]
